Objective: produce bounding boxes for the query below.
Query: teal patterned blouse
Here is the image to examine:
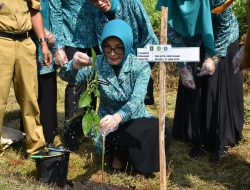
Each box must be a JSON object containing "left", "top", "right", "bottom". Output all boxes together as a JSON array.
[
  {"left": 94, "top": 0, "right": 159, "bottom": 53},
  {"left": 59, "top": 18, "right": 153, "bottom": 153},
  {"left": 59, "top": 54, "right": 152, "bottom": 122},
  {"left": 163, "top": 0, "right": 239, "bottom": 60},
  {"left": 211, "top": 0, "right": 239, "bottom": 57},
  {"left": 60, "top": 18, "right": 152, "bottom": 122},
  {"left": 59, "top": 53, "right": 152, "bottom": 153},
  {"left": 48, "top": 0, "right": 98, "bottom": 49},
  {"left": 36, "top": 0, "right": 56, "bottom": 75}
]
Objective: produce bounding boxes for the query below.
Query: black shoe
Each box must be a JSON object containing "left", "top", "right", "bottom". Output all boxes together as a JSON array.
[
  {"left": 107, "top": 162, "right": 125, "bottom": 174},
  {"left": 189, "top": 145, "right": 206, "bottom": 159},
  {"left": 210, "top": 146, "right": 228, "bottom": 162}
]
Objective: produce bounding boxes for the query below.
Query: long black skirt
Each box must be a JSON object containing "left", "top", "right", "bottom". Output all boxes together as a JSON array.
[
  {"left": 173, "top": 40, "right": 244, "bottom": 148},
  {"left": 105, "top": 117, "right": 160, "bottom": 174},
  {"left": 172, "top": 46, "right": 206, "bottom": 145},
  {"left": 204, "top": 40, "right": 244, "bottom": 147}
]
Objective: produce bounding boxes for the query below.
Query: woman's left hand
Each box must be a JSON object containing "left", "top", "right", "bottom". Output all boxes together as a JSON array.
[
  {"left": 197, "top": 57, "right": 218, "bottom": 76},
  {"left": 99, "top": 114, "right": 121, "bottom": 136}
]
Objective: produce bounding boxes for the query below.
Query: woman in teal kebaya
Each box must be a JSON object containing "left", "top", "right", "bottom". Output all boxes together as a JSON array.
[
  {"left": 49, "top": 0, "right": 100, "bottom": 150},
  {"left": 59, "top": 19, "right": 171, "bottom": 174},
  {"left": 156, "top": 0, "right": 243, "bottom": 162},
  {"left": 91, "top": 0, "right": 159, "bottom": 105}
]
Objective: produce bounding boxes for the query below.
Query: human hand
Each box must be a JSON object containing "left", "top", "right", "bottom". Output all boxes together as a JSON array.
[
  {"left": 41, "top": 43, "right": 52, "bottom": 66},
  {"left": 73, "top": 52, "right": 92, "bottom": 70},
  {"left": 55, "top": 48, "right": 68, "bottom": 67},
  {"left": 99, "top": 114, "right": 120, "bottom": 136},
  {"left": 179, "top": 66, "right": 196, "bottom": 89},
  {"left": 44, "top": 28, "right": 55, "bottom": 47},
  {"left": 197, "top": 57, "right": 218, "bottom": 76},
  {"left": 233, "top": 46, "right": 244, "bottom": 74}
]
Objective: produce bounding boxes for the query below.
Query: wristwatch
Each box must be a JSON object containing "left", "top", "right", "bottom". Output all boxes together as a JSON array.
[{"left": 38, "top": 38, "right": 48, "bottom": 43}]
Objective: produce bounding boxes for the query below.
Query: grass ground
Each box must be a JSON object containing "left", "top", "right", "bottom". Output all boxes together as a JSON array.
[{"left": 1, "top": 76, "right": 250, "bottom": 190}]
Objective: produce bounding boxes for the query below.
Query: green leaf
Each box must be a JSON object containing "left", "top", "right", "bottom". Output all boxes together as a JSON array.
[
  {"left": 93, "top": 88, "right": 100, "bottom": 98},
  {"left": 91, "top": 48, "right": 97, "bottom": 63},
  {"left": 79, "top": 90, "right": 92, "bottom": 108},
  {"left": 81, "top": 110, "right": 100, "bottom": 138},
  {"left": 82, "top": 111, "right": 93, "bottom": 136},
  {"left": 90, "top": 110, "right": 100, "bottom": 138},
  {"left": 91, "top": 110, "right": 100, "bottom": 123}
]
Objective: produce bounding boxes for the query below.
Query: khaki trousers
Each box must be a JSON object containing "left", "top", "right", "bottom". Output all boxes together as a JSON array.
[{"left": 0, "top": 37, "right": 45, "bottom": 154}]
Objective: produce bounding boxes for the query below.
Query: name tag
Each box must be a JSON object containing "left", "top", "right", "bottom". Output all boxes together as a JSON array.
[{"left": 137, "top": 45, "right": 200, "bottom": 62}]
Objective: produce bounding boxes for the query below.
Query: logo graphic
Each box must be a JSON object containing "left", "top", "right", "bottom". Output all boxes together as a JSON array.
[{"left": 156, "top": 46, "right": 161, "bottom": 51}]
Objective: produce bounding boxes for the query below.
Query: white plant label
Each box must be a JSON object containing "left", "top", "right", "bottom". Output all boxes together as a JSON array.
[{"left": 137, "top": 45, "right": 200, "bottom": 62}]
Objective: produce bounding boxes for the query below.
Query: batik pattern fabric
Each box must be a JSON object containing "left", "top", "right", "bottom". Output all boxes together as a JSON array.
[
  {"left": 211, "top": 0, "right": 239, "bottom": 57},
  {"left": 167, "top": 25, "right": 202, "bottom": 68},
  {"left": 94, "top": 0, "right": 159, "bottom": 53},
  {"left": 167, "top": 0, "right": 239, "bottom": 58},
  {"left": 59, "top": 54, "right": 152, "bottom": 122},
  {"left": 37, "top": 0, "right": 56, "bottom": 75},
  {"left": 48, "top": 0, "right": 98, "bottom": 49}
]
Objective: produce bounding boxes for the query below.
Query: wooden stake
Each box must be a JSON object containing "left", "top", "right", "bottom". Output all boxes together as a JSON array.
[{"left": 159, "top": 6, "right": 168, "bottom": 190}]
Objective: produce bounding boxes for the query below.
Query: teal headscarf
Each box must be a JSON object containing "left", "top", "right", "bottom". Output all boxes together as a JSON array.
[
  {"left": 101, "top": 19, "right": 133, "bottom": 65},
  {"left": 156, "top": 0, "right": 215, "bottom": 56},
  {"left": 109, "top": 0, "right": 119, "bottom": 14}
]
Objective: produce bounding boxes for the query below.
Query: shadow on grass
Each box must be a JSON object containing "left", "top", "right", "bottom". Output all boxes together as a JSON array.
[
  {"left": 168, "top": 139, "right": 250, "bottom": 189},
  {"left": 3, "top": 110, "right": 21, "bottom": 122}
]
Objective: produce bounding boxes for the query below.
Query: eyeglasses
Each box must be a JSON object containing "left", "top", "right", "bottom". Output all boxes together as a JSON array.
[{"left": 103, "top": 45, "right": 124, "bottom": 55}]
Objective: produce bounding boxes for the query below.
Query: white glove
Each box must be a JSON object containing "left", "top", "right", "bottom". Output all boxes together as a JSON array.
[
  {"left": 55, "top": 48, "right": 68, "bottom": 67},
  {"left": 197, "top": 57, "right": 217, "bottom": 76},
  {"left": 72, "top": 52, "right": 92, "bottom": 70},
  {"left": 233, "top": 46, "right": 244, "bottom": 74},
  {"left": 99, "top": 115, "right": 119, "bottom": 136},
  {"left": 44, "top": 28, "right": 55, "bottom": 47},
  {"left": 179, "top": 66, "right": 196, "bottom": 89}
]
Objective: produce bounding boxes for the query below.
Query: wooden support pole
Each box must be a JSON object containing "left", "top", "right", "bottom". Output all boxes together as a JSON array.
[{"left": 159, "top": 6, "right": 168, "bottom": 190}]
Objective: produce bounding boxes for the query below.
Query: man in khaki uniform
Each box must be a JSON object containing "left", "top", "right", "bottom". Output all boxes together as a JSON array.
[{"left": 0, "top": 0, "right": 52, "bottom": 154}]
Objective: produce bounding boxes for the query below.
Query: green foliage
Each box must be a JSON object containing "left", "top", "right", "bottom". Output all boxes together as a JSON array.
[
  {"left": 233, "top": 0, "right": 248, "bottom": 35},
  {"left": 78, "top": 51, "right": 106, "bottom": 181},
  {"left": 82, "top": 109, "right": 100, "bottom": 137},
  {"left": 78, "top": 58, "right": 101, "bottom": 139},
  {"left": 142, "top": 0, "right": 161, "bottom": 37},
  {"left": 79, "top": 91, "right": 92, "bottom": 108}
]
